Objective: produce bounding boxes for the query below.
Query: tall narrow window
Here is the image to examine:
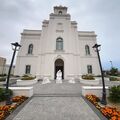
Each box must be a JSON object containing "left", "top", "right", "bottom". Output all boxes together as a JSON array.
[
  {"left": 85, "top": 45, "right": 90, "bottom": 55},
  {"left": 56, "top": 37, "right": 63, "bottom": 50},
  {"left": 87, "top": 65, "right": 92, "bottom": 74},
  {"left": 25, "top": 65, "right": 31, "bottom": 74},
  {"left": 28, "top": 44, "right": 33, "bottom": 54}
]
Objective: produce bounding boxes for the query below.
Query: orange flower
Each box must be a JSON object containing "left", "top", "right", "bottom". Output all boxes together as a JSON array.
[
  {"left": 118, "top": 117, "right": 120, "bottom": 120},
  {"left": 110, "top": 116, "right": 117, "bottom": 120},
  {"left": 12, "top": 96, "right": 27, "bottom": 103},
  {"left": 86, "top": 94, "right": 120, "bottom": 120},
  {"left": 0, "top": 111, "right": 5, "bottom": 120}
]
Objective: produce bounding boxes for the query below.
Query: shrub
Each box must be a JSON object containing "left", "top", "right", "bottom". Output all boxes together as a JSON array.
[
  {"left": 0, "top": 88, "right": 13, "bottom": 102},
  {"left": 109, "top": 77, "right": 119, "bottom": 81},
  {"left": 21, "top": 74, "right": 36, "bottom": 80},
  {"left": 21, "top": 77, "right": 36, "bottom": 80},
  {"left": 82, "top": 74, "right": 95, "bottom": 80},
  {"left": 21, "top": 76, "right": 36, "bottom": 80},
  {"left": 0, "top": 77, "right": 6, "bottom": 82},
  {"left": 109, "top": 85, "right": 120, "bottom": 103},
  {"left": 109, "top": 67, "right": 118, "bottom": 76}
]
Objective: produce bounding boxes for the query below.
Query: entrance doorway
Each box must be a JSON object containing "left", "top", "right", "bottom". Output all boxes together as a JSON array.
[{"left": 54, "top": 59, "right": 64, "bottom": 79}]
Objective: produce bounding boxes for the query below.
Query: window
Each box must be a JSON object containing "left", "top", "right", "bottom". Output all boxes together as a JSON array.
[
  {"left": 87, "top": 65, "right": 92, "bottom": 74},
  {"left": 85, "top": 45, "right": 90, "bottom": 55},
  {"left": 56, "top": 37, "right": 63, "bottom": 50},
  {"left": 25, "top": 65, "right": 31, "bottom": 74},
  {"left": 28, "top": 44, "right": 33, "bottom": 54}
]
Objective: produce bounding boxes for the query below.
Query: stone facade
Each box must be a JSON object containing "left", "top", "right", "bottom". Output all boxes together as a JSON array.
[{"left": 15, "top": 6, "right": 100, "bottom": 79}]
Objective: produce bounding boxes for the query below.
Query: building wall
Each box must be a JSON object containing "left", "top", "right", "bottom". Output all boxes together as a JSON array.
[{"left": 15, "top": 6, "right": 101, "bottom": 79}]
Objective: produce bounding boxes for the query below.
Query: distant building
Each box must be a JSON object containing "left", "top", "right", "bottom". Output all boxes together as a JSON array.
[
  {"left": 0, "top": 57, "right": 15, "bottom": 75},
  {"left": 0, "top": 57, "right": 6, "bottom": 75},
  {"left": 15, "top": 6, "right": 100, "bottom": 79}
]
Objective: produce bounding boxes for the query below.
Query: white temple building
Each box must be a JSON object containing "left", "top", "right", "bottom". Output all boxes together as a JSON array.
[{"left": 15, "top": 6, "right": 100, "bottom": 79}]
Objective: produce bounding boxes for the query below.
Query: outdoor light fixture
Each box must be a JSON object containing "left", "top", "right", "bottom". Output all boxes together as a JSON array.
[
  {"left": 92, "top": 43, "right": 107, "bottom": 105},
  {"left": 109, "top": 61, "right": 113, "bottom": 68},
  {"left": 6, "top": 42, "right": 21, "bottom": 105}
]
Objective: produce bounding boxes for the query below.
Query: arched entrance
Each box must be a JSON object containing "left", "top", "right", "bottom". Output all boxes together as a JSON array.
[{"left": 54, "top": 59, "right": 64, "bottom": 79}]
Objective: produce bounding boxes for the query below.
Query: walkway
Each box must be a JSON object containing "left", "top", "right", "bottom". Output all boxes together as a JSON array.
[{"left": 11, "top": 80, "right": 100, "bottom": 120}]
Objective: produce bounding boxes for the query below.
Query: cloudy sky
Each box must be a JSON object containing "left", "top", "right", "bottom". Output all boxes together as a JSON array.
[{"left": 0, "top": 0, "right": 120, "bottom": 70}]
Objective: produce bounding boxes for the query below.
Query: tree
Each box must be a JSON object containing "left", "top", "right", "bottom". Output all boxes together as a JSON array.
[{"left": 110, "top": 67, "right": 118, "bottom": 76}]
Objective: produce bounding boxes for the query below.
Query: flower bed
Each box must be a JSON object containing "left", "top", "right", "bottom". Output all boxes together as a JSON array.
[
  {"left": 82, "top": 74, "right": 95, "bottom": 80},
  {"left": 0, "top": 96, "right": 28, "bottom": 120},
  {"left": 86, "top": 94, "right": 120, "bottom": 120},
  {"left": 80, "top": 74, "right": 100, "bottom": 85}
]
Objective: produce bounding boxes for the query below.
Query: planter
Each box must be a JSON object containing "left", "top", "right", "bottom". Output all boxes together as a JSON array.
[
  {"left": 80, "top": 78, "right": 100, "bottom": 85},
  {"left": 10, "top": 87, "right": 33, "bottom": 97},
  {"left": 17, "top": 78, "right": 37, "bottom": 86},
  {"left": 0, "top": 81, "right": 6, "bottom": 85},
  {"left": 0, "top": 77, "right": 6, "bottom": 85},
  {"left": 109, "top": 81, "right": 120, "bottom": 86},
  {"left": 82, "top": 86, "right": 109, "bottom": 97},
  {"left": 95, "top": 77, "right": 109, "bottom": 82}
]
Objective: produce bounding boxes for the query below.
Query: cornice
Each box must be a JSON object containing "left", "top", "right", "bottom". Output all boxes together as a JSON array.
[
  {"left": 78, "top": 34, "right": 97, "bottom": 37},
  {"left": 21, "top": 33, "right": 41, "bottom": 36}
]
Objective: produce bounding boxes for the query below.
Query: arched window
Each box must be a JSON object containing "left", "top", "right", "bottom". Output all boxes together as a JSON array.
[
  {"left": 85, "top": 45, "right": 90, "bottom": 55},
  {"left": 56, "top": 37, "right": 63, "bottom": 50},
  {"left": 28, "top": 44, "right": 33, "bottom": 54}
]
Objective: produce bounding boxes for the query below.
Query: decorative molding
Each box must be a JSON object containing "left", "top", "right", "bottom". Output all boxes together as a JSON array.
[
  {"left": 17, "top": 55, "right": 38, "bottom": 58},
  {"left": 54, "top": 50, "right": 65, "bottom": 53},
  {"left": 78, "top": 35, "right": 97, "bottom": 37},
  {"left": 21, "top": 33, "right": 41, "bottom": 36},
  {"left": 56, "top": 30, "right": 64, "bottom": 32}
]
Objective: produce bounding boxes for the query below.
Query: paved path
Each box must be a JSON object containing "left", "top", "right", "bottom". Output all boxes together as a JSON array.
[{"left": 12, "top": 81, "right": 100, "bottom": 120}]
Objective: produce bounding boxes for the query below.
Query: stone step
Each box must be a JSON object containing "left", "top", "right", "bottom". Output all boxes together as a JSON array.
[{"left": 33, "top": 93, "right": 81, "bottom": 97}]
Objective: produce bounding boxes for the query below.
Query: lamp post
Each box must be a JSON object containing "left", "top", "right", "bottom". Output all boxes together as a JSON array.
[
  {"left": 92, "top": 44, "right": 107, "bottom": 105},
  {"left": 6, "top": 42, "right": 21, "bottom": 105},
  {"left": 109, "top": 61, "right": 113, "bottom": 68}
]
